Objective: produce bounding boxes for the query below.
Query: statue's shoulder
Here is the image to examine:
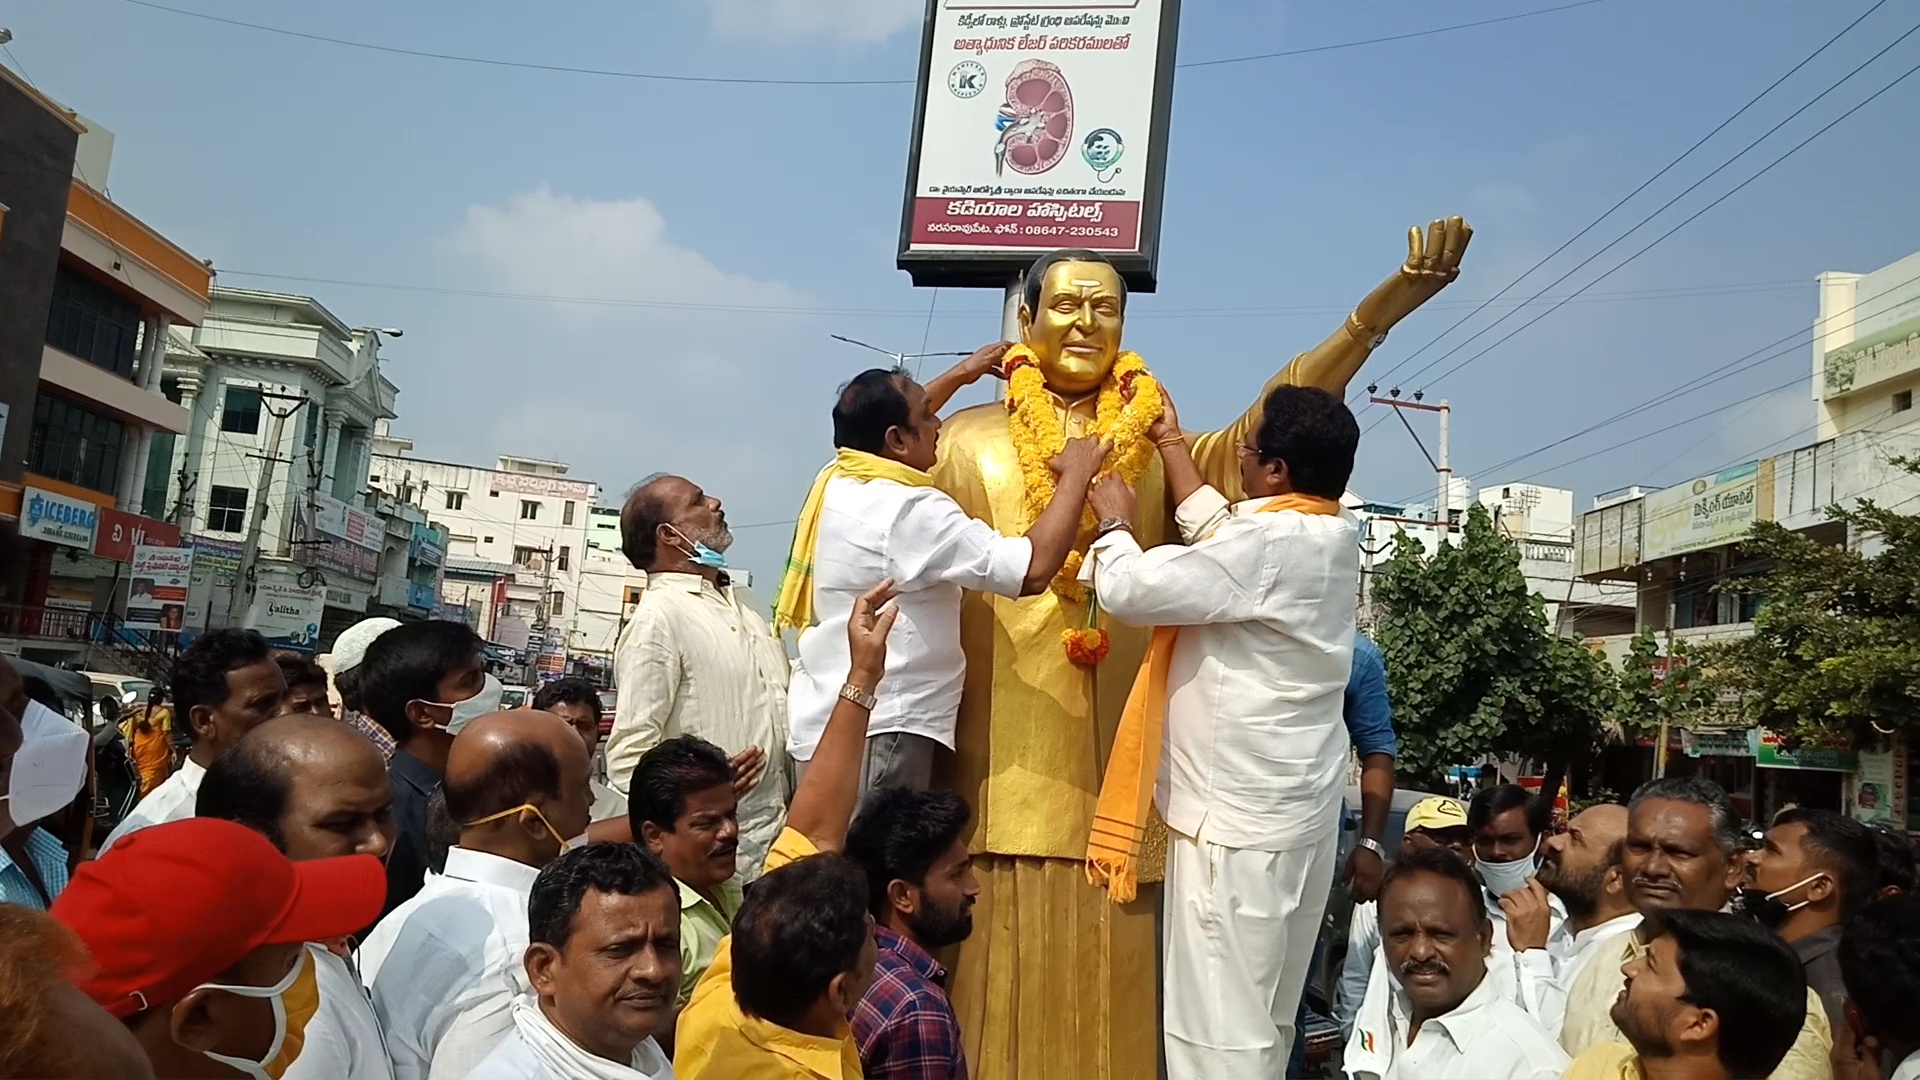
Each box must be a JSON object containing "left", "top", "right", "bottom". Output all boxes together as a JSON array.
[{"left": 942, "top": 400, "right": 1011, "bottom": 438}]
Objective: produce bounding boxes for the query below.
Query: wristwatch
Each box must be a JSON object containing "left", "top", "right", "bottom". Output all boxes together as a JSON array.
[
  {"left": 1356, "top": 837, "right": 1387, "bottom": 860},
  {"left": 1096, "top": 516, "right": 1133, "bottom": 536},
  {"left": 838, "top": 683, "right": 878, "bottom": 710}
]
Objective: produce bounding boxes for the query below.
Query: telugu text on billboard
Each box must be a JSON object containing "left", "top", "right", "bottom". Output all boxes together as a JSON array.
[
  {"left": 898, "top": 0, "right": 1180, "bottom": 288},
  {"left": 127, "top": 546, "right": 192, "bottom": 632},
  {"left": 248, "top": 582, "right": 324, "bottom": 652},
  {"left": 1642, "top": 463, "right": 1761, "bottom": 562}
]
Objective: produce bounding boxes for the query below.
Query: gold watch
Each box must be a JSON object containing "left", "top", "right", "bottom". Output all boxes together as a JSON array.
[{"left": 838, "top": 683, "right": 878, "bottom": 710}]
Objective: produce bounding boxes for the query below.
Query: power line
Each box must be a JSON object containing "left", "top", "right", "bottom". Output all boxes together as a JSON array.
[
  {"left": 1391, "top": 13, "right": 1920, "bottom": 397},
  {"left": 113, "top": 0, "right": 1611, "bottom": 87},
  {"left": 1353, "top": 0, "right": 1891, "bottom": 400}
]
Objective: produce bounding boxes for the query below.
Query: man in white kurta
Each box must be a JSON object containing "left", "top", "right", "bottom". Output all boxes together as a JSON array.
[{"left": 1087, "top": 384, "right": 1361, "bottom": 1078}]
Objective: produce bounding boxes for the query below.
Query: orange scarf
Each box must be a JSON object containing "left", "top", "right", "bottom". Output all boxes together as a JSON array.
[{"left": 1086, "top": 492, "right": 1344, "bottom": 902}]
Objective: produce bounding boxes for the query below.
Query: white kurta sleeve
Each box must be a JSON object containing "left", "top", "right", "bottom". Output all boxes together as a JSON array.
[
  {"left": 605, "top": 609, "right": 677, "bottom": 794},
  {"left": 889, "top": 490, "right": 1033, "bottom": 598},
  {"left": 1087, "top": 505, "right": 1276, "bottom": 627},
  {"left": 1336, "top": 901, "right": 1380, "bottom": 1038}
]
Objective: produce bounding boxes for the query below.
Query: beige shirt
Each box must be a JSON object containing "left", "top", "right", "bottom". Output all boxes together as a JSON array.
[
  {"left": 607, "top": 572, "right": 791, "bottom": 879},
  {"left": 1560, "top": 929, "right": 1834, "bottom": 1080}
]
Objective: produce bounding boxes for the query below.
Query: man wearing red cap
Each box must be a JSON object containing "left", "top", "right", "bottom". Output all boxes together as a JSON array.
[{"left": 50, "top": 817, "right": 387, "bottom": 1079}]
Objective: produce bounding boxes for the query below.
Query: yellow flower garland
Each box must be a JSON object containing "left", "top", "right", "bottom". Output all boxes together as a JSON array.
[{"left": 1002, "top": 344, "right": 1162, "bottom": 603}]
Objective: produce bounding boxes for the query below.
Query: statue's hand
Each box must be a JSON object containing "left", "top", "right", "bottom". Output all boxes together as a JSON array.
[{"left": 1374, "top": 216, "right": 1473, "bottom": 328}]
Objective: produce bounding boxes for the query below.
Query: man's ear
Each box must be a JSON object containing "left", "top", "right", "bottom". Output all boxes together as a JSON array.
[
  {"left": 188, "top": 704, "right": 218, "bottom": 740},
  {"left": 827, "top": 969, "right": 861, "bottom": 1016},
  {"left": 524, "top": 942, "right": 562, "bottom": 997},
  {"left": 1678, "top": 1003, "right": 1721, "bottom": 1057},
  {"left": 639, "top": 820, "right": 668, "bottom": 856},
  {"left": 1806, "top": 873, "right": 1838, "bottom": 905},
  {"left": 403, "top": 699, "right": 438, "bottom": 732},
  {"left": 886, "top": 878, "right": 918, "bottom": 920},
  {"left": 167, "top": 989, "right": 224, "bottom": 1054},
  {"left": 883, "top": 425, "right": 911, "bottom": 457}
]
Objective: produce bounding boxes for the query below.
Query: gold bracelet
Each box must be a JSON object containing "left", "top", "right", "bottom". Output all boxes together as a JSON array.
[{"left": 1154, "top": 434, "right": 1186, "bottom": 448}]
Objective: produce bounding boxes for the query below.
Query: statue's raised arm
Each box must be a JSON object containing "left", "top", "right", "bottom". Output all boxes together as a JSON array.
[{"left": 1188, "top": 216, "right": 1474, "bottom": 482}]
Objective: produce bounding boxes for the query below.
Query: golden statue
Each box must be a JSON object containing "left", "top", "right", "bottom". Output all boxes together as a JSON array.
[{"left": 931, "top": 217, "right": 1473, "bottom": 1079}]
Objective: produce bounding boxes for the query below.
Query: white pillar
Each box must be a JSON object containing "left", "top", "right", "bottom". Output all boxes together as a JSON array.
[
  {"left": 321, "top": 414, "right": 344, "bottom": 494},
  {"left": 170, "top": 374, "right": 202, "bottom": 526}
]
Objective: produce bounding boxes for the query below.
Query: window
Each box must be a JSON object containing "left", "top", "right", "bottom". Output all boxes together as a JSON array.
[
  {"left": 519, "top": 500, "right": 541, "bottom": 520},
  {"left": 45, "top": 266, "right": 140, "bottom": 378},
  {"left": 445, "top": 491, "right": 466, "bottom": 510},
  {"left": 514, "top": 545, "right": 546, "bottom": 569},
  {"left": 207, "top": 485, "right": 249, "bottom": 533},
  {"left": 548, "top": 591, "right": 565, "bottom": 617},
  {"left": 563, "top": 501, "right": 575, "bottom": 525},
  {"left": 221, "top": 386, "right": 262, "bottom": 434},
  {"left": 557, "top": 545, "right": 570, "bottom": 571},
  {"left": 482, "top": 535, "right": 494, "bottom": 544},
  {"left": 28, "top": 392, "right": 126, "bottom": 494},
  {"left": 624, "top": 587, "right": 644, "bottom": 605},
  {"left": 1896, "top": 390, "right": 1914, "bottom": 413}
]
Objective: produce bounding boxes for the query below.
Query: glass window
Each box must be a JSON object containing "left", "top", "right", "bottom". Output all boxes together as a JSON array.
[
  {"left": 557, "top": 545, "right": 570, "bottom": 571},
  {"left": 520, "top": 500, "right": 540, "bottom": 520},
  {"left": 143, "top": 432, "right": 176, "bottom": 518},
  {"left": 45, "top": 266, "right": 140, "bottom": 378},
  {"left": 446, "top": 491, "right": 465, "bottom": 510},
  {"left": 549, "top": 591, "right": 565, "bottom": 617},
  {"left": 207, "top": 485, "right": 248, "bottom": 533},
  {"left": 221, "top": 386, "right": 262, "bottom": 434},
  {"left": 27, "top": 392, "right": 126, "bottom": 494},
  {"left": 563, "top": 501, "right": 575, "bottom": 525}
]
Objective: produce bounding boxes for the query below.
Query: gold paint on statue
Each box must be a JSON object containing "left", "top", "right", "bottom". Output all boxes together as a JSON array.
[{"left": 933, "top": 219, "right": 1472, "bottom": 1078}]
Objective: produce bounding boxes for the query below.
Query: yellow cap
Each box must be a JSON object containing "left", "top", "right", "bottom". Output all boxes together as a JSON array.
[{"left": 1405, "top": 796, "right": 1468, "bottom": 833}]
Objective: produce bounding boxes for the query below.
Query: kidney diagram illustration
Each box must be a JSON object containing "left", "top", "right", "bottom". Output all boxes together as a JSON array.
[{"left": 993, "top": 60, "right": 1073, "bottom": 176}]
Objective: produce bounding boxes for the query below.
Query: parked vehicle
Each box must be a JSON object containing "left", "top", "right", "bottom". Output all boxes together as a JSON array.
[
  {"left": 499, "top": 683, "right": 533, "bottom": 710},
  {"left": 79, "top": 671, "right": 155, "bottom": 731}
]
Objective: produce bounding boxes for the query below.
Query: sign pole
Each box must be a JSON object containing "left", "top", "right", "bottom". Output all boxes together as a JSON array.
[{"left": 226, "top": 393, "right": 309, "bottom": 628}]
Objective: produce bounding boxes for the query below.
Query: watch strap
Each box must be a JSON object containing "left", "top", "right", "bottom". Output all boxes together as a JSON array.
[{"left": 838, "top": 683, "right": 878, "bottom": 710}]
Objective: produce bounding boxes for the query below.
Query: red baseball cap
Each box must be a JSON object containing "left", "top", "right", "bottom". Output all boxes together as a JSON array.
[{"left": 51, "top": 818, "right": 385, "bottom": 1018}]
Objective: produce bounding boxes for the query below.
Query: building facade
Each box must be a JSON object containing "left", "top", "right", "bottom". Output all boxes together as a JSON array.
[
  {"left": 1, "top": 90, "right": 207, "bottom": 666},
  {"left": 369, "top": 435, "right": 599, "bottom": 674}
]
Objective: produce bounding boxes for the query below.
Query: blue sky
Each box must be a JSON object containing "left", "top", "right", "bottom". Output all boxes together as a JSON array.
[{"left": 7, "top": 0, "right": 1918, "bottom": 586}]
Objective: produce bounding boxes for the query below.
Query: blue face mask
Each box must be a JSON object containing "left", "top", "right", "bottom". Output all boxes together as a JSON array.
[{"left": 670, "top": 526, "right": 729, "bottom": 570}]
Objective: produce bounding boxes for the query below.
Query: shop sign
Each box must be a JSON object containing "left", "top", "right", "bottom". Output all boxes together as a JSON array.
[
  {"left": 311, "top": 493, "right": 382, "bottom": 552},
  {"left": 1751, "top": 727, "right": 1858, "bottom": 772},
  {"left": 1682, "top": 729, "right": 1754, "bottom": 758},
  {"left": 1853, "top": 739, "right": 1903, "bottom": 826},
  {"left": 92, "top": 507, "right": 182, "bottom": 562},
  {"left": 248, "top": 582, "right": 324, "bottom": 651},
  {"left": 22, "top": 486, "right": 98, "bottom": 549},
  {"left": 1642, "top": 462, "right": 1763, "bottom": 561}
]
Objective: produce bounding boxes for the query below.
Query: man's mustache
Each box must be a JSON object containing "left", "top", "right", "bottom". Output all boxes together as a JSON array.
[{"left": 1399, "top": 960, "right": 1449, "bottom": 977}]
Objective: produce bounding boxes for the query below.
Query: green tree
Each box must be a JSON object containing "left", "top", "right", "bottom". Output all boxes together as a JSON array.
[
  {"left": 1371, "top": 502, "right": 1616, "bottom": 792},
  {"left": 1616, "top": 629, "right": 1717, "bottom": 739},
  {"left": 1697, "top": 460, "right": 1920, "bottom": 740}
]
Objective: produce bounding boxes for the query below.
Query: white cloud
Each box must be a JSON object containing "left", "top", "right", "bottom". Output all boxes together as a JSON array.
[{"left": 703, "top": 0, "right": 922, "bottom": 45}]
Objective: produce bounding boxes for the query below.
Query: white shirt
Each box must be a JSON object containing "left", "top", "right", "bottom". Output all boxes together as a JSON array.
[
  {"left": 1894, "top": 1048, "right": 1920, "bottom": 1080},
  {"left": 286, "top": 946, "right": 394, "bottom": 1080},
  {"left": 786, "top": 476, "right": 1031, "bottom": 759},
  {"left": 467, "top": 996, "right": 672, "bottom": 1080},
  {"left": 359, "top": 847, "right": 542, "bottom": 1080},
  {"left": 1552, "top": 912, "right": 1640, "bottom": 1006},
  {"left": 590, "top": 779, "right": 628, "bottom": 822},
  {"left": 1342, "top": 889, "right": 1568, "bottom": 1036},
  {"left": 607, "top": 572, "right": 791, "bottom": 879},
  {"left": 98, "top": 756, "right": 205, "bottom": 854},
  {"left": 1343, "top": 969, "right": 1570, "bottom": 1079},
  {"left": 1088, "top": 485, "right": 1357, "bottom": 851}
]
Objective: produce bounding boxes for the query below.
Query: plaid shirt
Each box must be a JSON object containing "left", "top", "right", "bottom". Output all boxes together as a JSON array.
[
  {"left": 341, "top": 709, "right": 398, "bottom": 760},
  {"left": 852, "top": 927, "right": 968, "bottom": 1080}
]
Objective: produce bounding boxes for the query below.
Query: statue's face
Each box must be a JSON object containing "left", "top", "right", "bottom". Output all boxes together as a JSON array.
[{"left": 1019, "top": 260, "right": 1123, "bottom": 396}]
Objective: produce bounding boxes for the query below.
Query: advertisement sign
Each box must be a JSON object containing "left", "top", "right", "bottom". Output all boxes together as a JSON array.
[
  {"left": 488, "top": 472, "right": 595, "bottom": 500},
  {"left": 409, "top": 582, "right": 439, "bottom": 611},
  {"left": 1682, "top": 729, "right": 1753, "bottom": 759},
  {"left": 248, "top": 582, "right": 324, "bottom": 651},
  {"left": 1854, "top": 740, "right": 1902, "bottom": 826},
  {"left": 93, "top": 508, "right": 182, "bottom": 563},
  {"left": 410, "top": 522, "right": 446, "bottom": 567},
  {"left": 126, "top": 545, "right": 192, "bottom": 631},
  {"left": 1642, "top": 462, "right": 1763, "bottom": 562},
  {"left": 1823, "top": 311, "right": 1920, "bottom": 399},
  {"left": 22, "top": 486, "right": 99, "bottom": 550},
  {"left": 324, "top": 583, "right": 371, "bottom": 612},
  {"left": 1751, "top": 727, "right": 1858, "bottom": 772},
  {"left": 311, "top": 493, "right": 382, "bottom": 553},
  {"left": 897, "top": 0, "right": 1182, "bottom": 290}
]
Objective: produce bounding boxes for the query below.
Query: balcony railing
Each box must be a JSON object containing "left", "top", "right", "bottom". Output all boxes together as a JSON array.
[{"left": 0, "top": 604, "right": 96, "bottom": 643}]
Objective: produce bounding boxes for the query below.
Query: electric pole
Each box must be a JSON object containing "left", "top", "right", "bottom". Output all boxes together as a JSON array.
[
  {"left": 1367, "top": 387, "right": 1454, "bottom": 540},
  {"left": 226, "top": 392, "right": 309, "bottom": 628}
]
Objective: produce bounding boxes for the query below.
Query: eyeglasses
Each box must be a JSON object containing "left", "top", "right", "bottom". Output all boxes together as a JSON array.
[{"left": 1235, "top": 442, "right": 1259, "bottom": 458}]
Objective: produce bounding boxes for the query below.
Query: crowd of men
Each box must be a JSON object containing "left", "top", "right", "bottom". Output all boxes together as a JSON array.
[{"left": 0, "top": 306, "right": 1918, "bottom": 1080}]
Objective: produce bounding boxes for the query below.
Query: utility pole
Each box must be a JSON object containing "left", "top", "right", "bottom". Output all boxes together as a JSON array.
[
  {"left": 1367, "top": 387, "right": 1454, "bottom": 540},
  {"left": 226, "top": 392, "right": 309, "bottom": 628}
]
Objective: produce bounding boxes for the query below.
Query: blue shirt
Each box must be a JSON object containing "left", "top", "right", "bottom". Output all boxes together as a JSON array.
[
  {"left": 1344, "top": 633, "right": 1397, "bottom": 758},
  {"left": 0, "top": 828, "right": 71, "bottom": 910}
]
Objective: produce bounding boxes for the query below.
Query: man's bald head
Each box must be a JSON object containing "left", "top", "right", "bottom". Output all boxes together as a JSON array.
[
  {"left": 444, "top": 710, "right": 592, "bottom": 828},
  {"left": 1541, "top": 802, "right": 1632, "bottom": 920},
  {"left": 197, "top": 713, "right": 396, "bottom": 861}
]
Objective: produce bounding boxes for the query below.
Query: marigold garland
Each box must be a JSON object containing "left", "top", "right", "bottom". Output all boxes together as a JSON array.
[
  {"left": 1062, "top": 626, "right": 1111, "bottom": 667},
  {"left": 1001, "top": 342, "right": 1162, "bottom": 615}
]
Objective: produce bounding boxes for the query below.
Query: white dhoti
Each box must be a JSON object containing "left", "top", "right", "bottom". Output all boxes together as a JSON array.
[{"left": 1163, "top": 827, "right": 1338, "bottom": 1080}]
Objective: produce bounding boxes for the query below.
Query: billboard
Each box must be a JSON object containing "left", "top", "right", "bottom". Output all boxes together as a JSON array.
[
  {"left": 22, "top": 486, "right": 98, "bottom": 550},
  {"left": 126, "top": 545, "right": 192, "bottom": 632},
  {"left": 92, "top": 508, "right": 182, "bottom": 563},
  {"left": 1642, "top": 462, "right": 1765, "bottom": 562},
  {"left": 248, "top": 582, "right": 324, "bottom": 652},
  {"left": 897, "top": 0, "right": 1181, "bottom": 290}
]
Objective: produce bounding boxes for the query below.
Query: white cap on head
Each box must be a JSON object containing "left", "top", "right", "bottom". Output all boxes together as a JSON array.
[{"left": 329, "top": 617, "right": 402, "bottom": 674}]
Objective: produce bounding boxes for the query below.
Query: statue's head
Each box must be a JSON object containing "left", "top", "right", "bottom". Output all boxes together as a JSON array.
[{"left": 1018, "top": 249, "right": 1126, "bottom": 396}]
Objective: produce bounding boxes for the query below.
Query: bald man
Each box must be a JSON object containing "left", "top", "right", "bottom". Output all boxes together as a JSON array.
[
  {"left": 1525, "top": 803, "right": 1635, "bottom": 1038},
  {"left": 358, "top": 710, "right": 595, "bottom": 1080},
  {"left": 197, "top": 714, "right": 399, "bottom": 1079}
]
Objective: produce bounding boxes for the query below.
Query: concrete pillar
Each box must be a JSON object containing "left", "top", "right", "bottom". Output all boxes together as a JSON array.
[
  {"left": 320, "top": 413, "right": 344, "bottom": 494},
  {"left": 171, "top": 374, "right": 204, "bottom": 528}
]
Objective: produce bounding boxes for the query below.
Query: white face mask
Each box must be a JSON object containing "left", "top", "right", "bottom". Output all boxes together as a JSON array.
[
  {"left": 423, "top": 673, "right": 504, "bottom": 736},
  {"left": 1475, "top": 835, "right": 1541, "bottom": 898},
  {"left": 3, "top": 700, "right": 90, "bottom": 825},
  {"left": 194, "top": 950, "right": 318, "bottom": 1080}
]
